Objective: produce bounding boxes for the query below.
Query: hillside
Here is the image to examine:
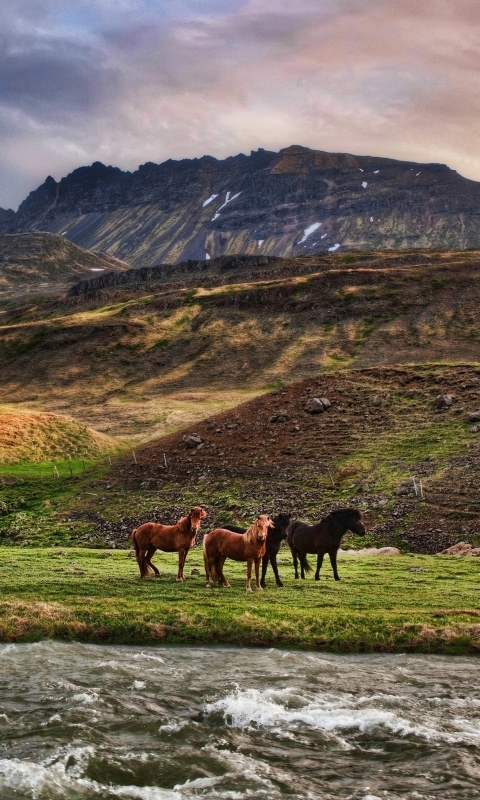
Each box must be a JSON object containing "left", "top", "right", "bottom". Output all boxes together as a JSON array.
[
  {"left": 3, "top": 146, "right": 480, "bottom": 266},
  {"left": 0, "top": 232, "right": 130, "bottom": 296},
  {"left": 1, "top": 249, "right": 480, "bottom": 440},
  {"left": 103, "top": 365, "right": 480, "bottom": 555},
  {"left": 0, "top": 407, "right": 119, "bottom": 463}
]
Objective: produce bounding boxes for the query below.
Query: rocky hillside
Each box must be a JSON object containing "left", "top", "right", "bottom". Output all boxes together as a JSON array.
[
  {"left": 2, "top": 146, "right": 480, "bottom": 267},
  {"left": 108, "top": 365, "right": 480, "bottom": 555},
  {"left": 0, "top": 232, "right": 129, "bottom": 295}
]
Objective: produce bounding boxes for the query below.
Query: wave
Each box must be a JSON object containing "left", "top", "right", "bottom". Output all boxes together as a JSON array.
[{"left": 204, "top": 686, "right": 480, "bottom": 744}]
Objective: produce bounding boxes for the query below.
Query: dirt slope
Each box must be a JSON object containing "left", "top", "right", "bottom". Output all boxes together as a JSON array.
[{"left": 110, "top": 365, "right": 480, "bottom": 554}]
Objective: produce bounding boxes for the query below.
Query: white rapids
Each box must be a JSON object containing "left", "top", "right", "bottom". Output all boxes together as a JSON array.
[{"left": 0, "top": 643, "right": 478, "bottom": 799}]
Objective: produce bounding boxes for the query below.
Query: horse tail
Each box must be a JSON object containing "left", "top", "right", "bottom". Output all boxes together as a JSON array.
[
  {"left": 203, "top": 533, "right": 211, "bottom": 583},
  {"left": 132, "top": 528, "right": 140, "bottom": 556},
  {"left": 303, "top": 555, "right": 312, "bottom": 572}
]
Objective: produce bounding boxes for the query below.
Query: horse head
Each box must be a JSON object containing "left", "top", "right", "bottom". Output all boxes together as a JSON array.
[
  {"left": 256, "top": 514, "right": 275, "bottom": 542},
  {"left": 346, "top": 508, "right": 366, "bottom": 536},
  {"left": 273, "top": 512, "right": 292, "bottom": 540},
  {"left": 188, "top": 506, "right": 208, "bottom": 534}
]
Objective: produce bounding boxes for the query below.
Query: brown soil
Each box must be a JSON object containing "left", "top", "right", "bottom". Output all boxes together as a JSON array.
[{"left": 109, "top": 365, "right": 480, "bottom": 554}]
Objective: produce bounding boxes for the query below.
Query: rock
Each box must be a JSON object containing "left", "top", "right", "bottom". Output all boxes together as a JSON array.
[
  {"left": 304, "top": 397, "right": 325, "bottom": 414},
  {"left": 339, "top": 546, "right": 400, "bottom": 556},
  {"left": 107, "top": 540, "right": 116, "bottom": 549},
  {"left": 434, "top": 394, "right": 453, "bottom": 409},
  {"left": 471, "top": 425, "right": 479, "bottom": 433},
  {"left": 319, "top": 397, "right": 331, "bottom": 409},
  {"left": 468, "top": 411, "right": 480, "bottom": 422},
  {"left": 127, "top": 550, "right": 136, "bottom": 557},
  {"left": 0, "top": 501, "right": 8, "bottom": 515},
  {"left": 191, "top": 568, "right": 201, "bottom": 575},
  {"left": 269, "top": 411, "right": 289, "bottom": 423},
  {"left": 372, "top": 395, "right": 381, "bottom": 406},
  {"left": 183, "top": 434, "right": 203, "bottom": 448},
  {"left": 438, "top": 541, "right": 474, "bottom": 556}
]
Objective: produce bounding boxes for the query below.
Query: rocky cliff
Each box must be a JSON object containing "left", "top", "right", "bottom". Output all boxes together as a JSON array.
[{"left": 2, "top": 145, "right": 480, "bottom": 267}]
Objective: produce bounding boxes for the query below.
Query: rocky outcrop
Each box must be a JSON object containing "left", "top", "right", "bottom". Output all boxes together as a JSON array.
[{"left": 4, "top": 145, "right": 480, "bottom": 268}]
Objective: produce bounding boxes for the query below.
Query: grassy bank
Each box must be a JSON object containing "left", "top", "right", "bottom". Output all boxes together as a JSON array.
[{"left": 0, "top": 547, "right": 478, "bottom": 654}]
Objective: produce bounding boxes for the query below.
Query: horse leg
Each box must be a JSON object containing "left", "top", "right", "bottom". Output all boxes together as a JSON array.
[
  {"left": 246, "top": 559, "right": 253, "bottom": 592},
  {"left": 217, "top": 555, "right": 230, "bottom": 587},
  {"left": 315, "top": 553, "right": 324, "bottom": 581},
  {"left": 300, "top": 553, "right": 307, "bottom": 580},
  {"left": 270, "top": 552, "right": 283, "bottom": 587},
  {"left": 255, "top": 558, "right": 262, "bottom": 590},
  {"left": 203, "top": 548, "right": 212, "bottom": 587},
  {"left": 260, "top": 553, "right": 269, "bottom": 588},
  {"left": 329, "top": 550, "right": 341, "bottom": 581},
  {"left": 137, "top": 550, "right": 149, "bottom": 578},
  {"left": 146, "top": 545, "right": 160, "bottom": 577},
  {"left": 290, "top": 546, "right": 300, "bottom": 580},
  {"left": 176, "top": 548, "right": 188, "bottom": 581}
]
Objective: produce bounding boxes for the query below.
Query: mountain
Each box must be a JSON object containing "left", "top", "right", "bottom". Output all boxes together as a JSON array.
[
  {"left": 0, "top": 232, "right": 130, "bottom": 294},
  {"left": 2, "top": 146, "right": 480, "bottom": 268}
]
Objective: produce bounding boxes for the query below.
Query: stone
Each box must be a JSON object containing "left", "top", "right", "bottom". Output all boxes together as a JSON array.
[
  {"left": 304, "top": 397, "right": 325, "bottom": 414},
  {"left": 471, "top": 425, "right": 479, "bottom": 433},
  {"left": 183, "top": 434, "right": 203, "bottom": 448},
  {"left": 468, "top": 411, "right": 480, "bottom": 422},
  {"left": 434, "top": 394, "right": 453, "bottom": 409},
  {"left": 191, "top": 568, "right": 201, "bottom": 575},
  {"left": 269, "top": 411, "right": 289, "bottom": 423},
  {"left": 438, "top": 541, "right": 473, "bottom": 556},
  {"left": 372, "top": 395, "right": 381, "bottom": 406},
  {"left": 319, "top": 397, "right": 331, "bottom": 409}
]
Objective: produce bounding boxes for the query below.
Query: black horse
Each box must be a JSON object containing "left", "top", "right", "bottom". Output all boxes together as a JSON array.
[
  {"left": 221, "top": 513, "right": 291, "bottom": 587},
  {"left": 287, "top": 508, "right": 365, "bottom": 581}
]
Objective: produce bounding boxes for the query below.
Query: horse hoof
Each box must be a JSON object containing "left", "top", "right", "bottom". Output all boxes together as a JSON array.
[
  {"left": 176, "top": 577, "right": 184, "bottom": 582},
  {"left": 257, "top": 586, "right": 264, "bottom": 591},
  {"left": 315, "top": 576, "right": 320, "bottom": 581},
  {"left": 246, "top": 587, "right": 252, "bottom": 592},
  {"left": 277, "top": 581, "right": 284, "bottom": 587}
]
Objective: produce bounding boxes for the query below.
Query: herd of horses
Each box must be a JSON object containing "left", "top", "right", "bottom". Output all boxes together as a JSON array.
[{"left": 132, "top": 506, "right": 366, "bottom": 591}]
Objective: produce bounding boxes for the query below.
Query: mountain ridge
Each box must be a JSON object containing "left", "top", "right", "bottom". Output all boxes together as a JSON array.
[{"left": 2, "top": 145, "right": 480, "bottom": 267}]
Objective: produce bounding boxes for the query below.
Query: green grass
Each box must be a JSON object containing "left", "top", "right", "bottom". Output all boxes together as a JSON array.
[{"left": 0, "top": 548, "right": 478, "bottom": 652}]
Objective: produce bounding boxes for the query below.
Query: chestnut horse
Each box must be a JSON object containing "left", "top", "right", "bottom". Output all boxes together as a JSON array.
[
  {"left": 132, "top": 506, "right": 207, "bottom": 580},
  {"left": 203, "top": 515, "right": 274, "bottom": 591},
  {"left": 221, "top": 512, "right": 292, "bottom": 587},
  {"left": 287, "top": 508, "right": 365, "bottom": 581}
]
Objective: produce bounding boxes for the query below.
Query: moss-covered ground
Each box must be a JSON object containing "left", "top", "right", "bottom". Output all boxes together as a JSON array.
[{"left": 0, "top": 547, "right": 478, "bottom": 653}]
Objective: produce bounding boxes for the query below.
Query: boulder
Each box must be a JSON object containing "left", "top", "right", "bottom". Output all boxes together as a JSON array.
[
  {"left": 438, "top": 541, "right": 474, "bottom": 556},
  {"left": 434, "top": 394, "right": 453, "bottom": 409},
  {"left": 468, "top": 411, "right": 480, "bottom": 422},
  {"left": 305, "top": 397, "right": 329, "bottom": 413},
  {"left": 183, "top": 434, "right": 203, "bottom": 448}
]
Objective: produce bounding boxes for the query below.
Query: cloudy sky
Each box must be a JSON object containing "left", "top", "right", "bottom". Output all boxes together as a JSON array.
[{"left": 1, "top": 0, "right": 480, "bottom": 209}]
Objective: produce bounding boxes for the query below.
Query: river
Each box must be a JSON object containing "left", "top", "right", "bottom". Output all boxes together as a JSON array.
[{"left": 0, "top": 643, "right": 478, "bottom": 798}]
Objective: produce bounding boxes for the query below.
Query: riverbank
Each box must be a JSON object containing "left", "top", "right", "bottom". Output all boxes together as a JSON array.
[{"left": 0, "top": 548, "right": 478, "bottom": 653}]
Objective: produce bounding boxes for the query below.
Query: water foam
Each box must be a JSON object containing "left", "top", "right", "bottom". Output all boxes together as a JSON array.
[{"left": 205, "top": 686, "right": 473, "bottom": 743}]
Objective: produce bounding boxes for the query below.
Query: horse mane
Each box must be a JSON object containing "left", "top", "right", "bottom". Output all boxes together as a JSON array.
[
  {"left": 244, "top": 517, "right": 267, "bottom": 543},
  {"left": 330, "top": 507, "right": 362, "bottom": 522}
]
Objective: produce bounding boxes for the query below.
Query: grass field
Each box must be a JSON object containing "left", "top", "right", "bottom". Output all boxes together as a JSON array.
[{"left": 0, "top": 547, "right": 478, "bottom": 653}]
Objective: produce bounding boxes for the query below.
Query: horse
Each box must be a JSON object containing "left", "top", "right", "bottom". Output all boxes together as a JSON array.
[
  {"left": 221, "top": 513, "right": 292, "bottom": 587},
  {"left": 287, "top": 508, "right": 365, "bottom": 581},
  {"left": 132, "top": 506, "right": 207, "bottom": 580},
  {"left": 203, "top": 515, "right": 274, "bottom": 591}
]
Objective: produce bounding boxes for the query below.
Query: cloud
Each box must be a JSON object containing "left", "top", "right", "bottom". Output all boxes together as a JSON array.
[{"left": 1, "top": 0, "right": 480, "bottom": 208}]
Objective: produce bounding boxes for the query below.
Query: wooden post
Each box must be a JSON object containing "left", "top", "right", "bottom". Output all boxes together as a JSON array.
[
  {"left": 53, "top": 465, "right": 60, "bottom": 478},
  {"left": 69, "top": 465, "right": 73, "bottom": 478},
  {"left": 133, "top": 451, "right": 137, "bottom": 465},
  {"left": 82, "top": 460, "right": 86, "bottom": 472},
  {"left": 412, "top": 476, "right": 418, "bottom": 495},
  {"left": 327, "top": 467, "right": 334, "bottom": 487},
  {"left": 420, "top": 479, "right": 424, "bottom": 499},
  {"left": 163, "top": 453, "right": 167, "bottom": 469}
]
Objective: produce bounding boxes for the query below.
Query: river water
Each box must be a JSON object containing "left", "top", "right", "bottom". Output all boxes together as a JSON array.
[{"left": 0, "top": 643, "right": 478, "bottom": 799}]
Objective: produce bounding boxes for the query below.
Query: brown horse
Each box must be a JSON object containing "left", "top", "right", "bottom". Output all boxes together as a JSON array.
[
  {"left": 203, "top": 515, "right": 274, "bottom": 591},
  {"left": 287, "top": 508, "right": 365, "bottom": 581},
  {"left": 132, "top": 506, "right": 207, "bottom": 580}
]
